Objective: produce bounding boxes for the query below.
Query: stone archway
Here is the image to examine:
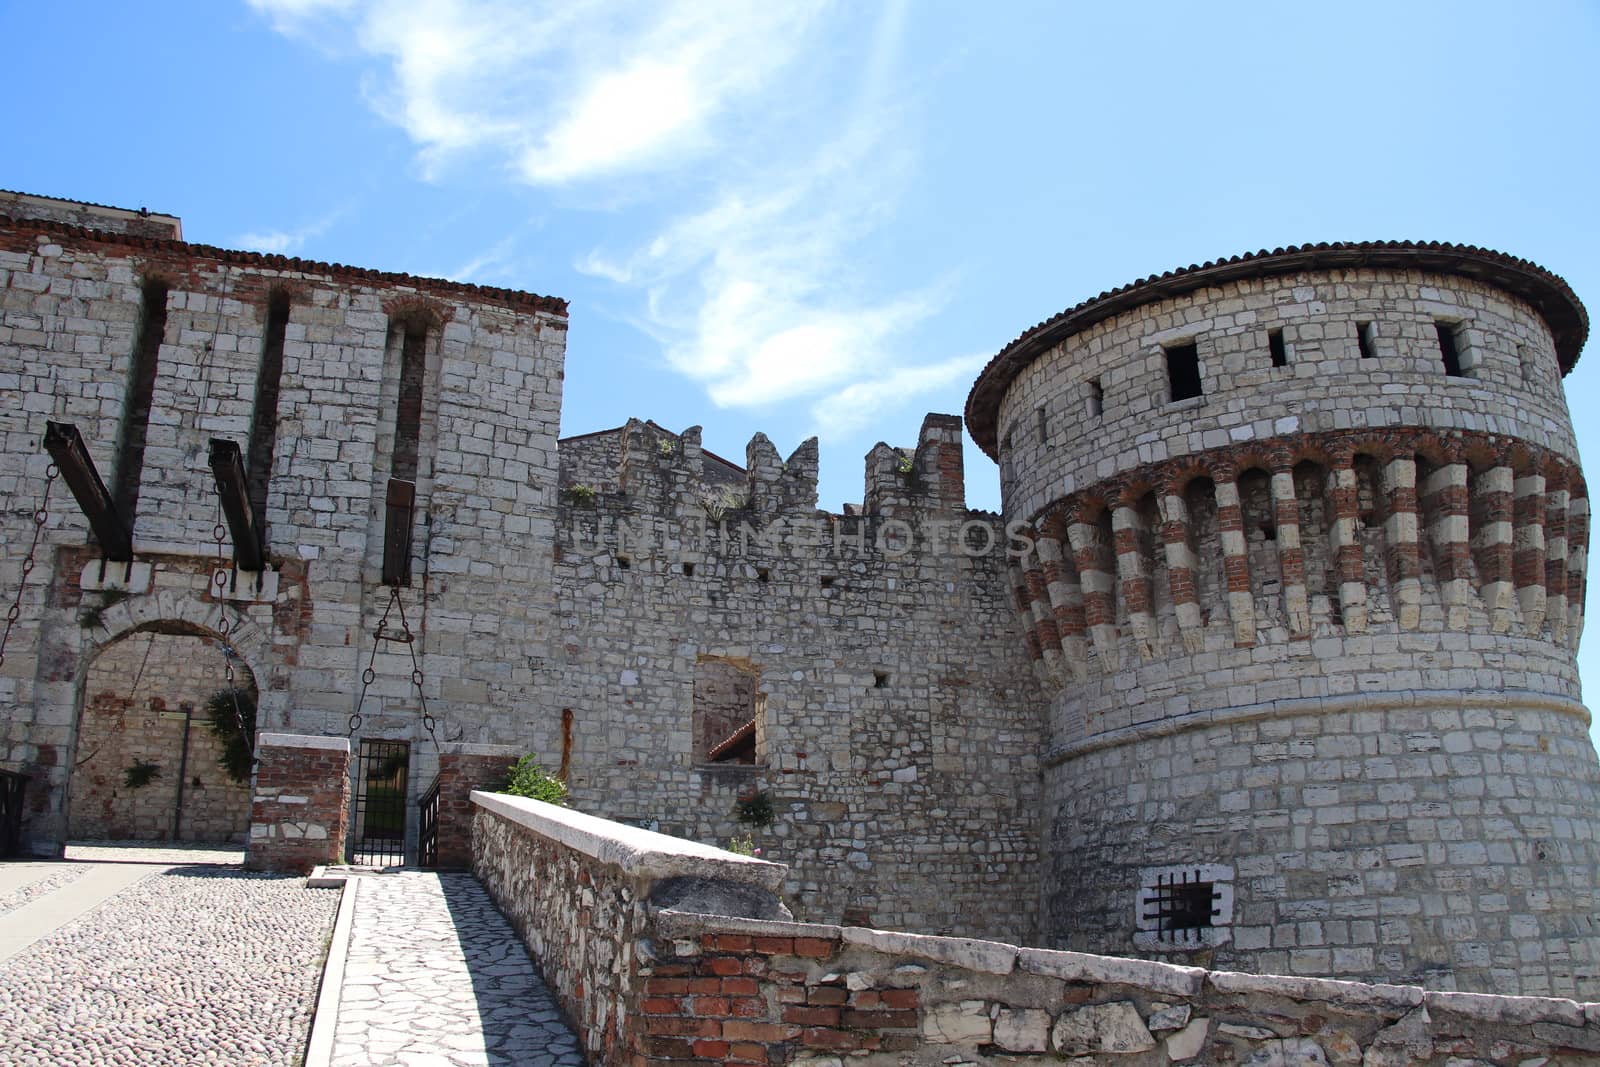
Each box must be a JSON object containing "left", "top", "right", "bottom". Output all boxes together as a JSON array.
[{"left": 66, "top": 622, "right": 258, "bottom": 844}]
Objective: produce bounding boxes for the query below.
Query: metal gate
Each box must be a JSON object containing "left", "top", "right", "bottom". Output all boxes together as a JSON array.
[
  {"left": 349, "top": 739, "right": 410, "bottom": 866},
  {"left": 0, "top": 769, "right": 25, "bottom": 858},
  {"left": 417, "top": 774, "right": 440, "bottom": 869}
]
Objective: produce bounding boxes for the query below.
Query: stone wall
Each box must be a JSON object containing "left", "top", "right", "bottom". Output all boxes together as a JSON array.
[
  {"left": 246, "top": 732, "right": 350, "bottom": 873},
  {"left": 965, "top": 249, "right": 1600, "bottom": 994},
  {"left": 0, "top": 202, "right": 568, "bottom": 852},
  {"left": 473, "top": 786, "right": 1600, "bottom": 1067},
  {"left": 67, "top": 630, "right": 252, "bottom": 843},
  {"left": 547, "top": 415, "right": 1045, "bottom": 942},
  {"left": 428, "top": 743, "right": 518, "bottom": 869}
]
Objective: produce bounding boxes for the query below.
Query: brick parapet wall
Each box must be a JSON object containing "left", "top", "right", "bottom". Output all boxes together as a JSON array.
[
  {"left": 246, "top": 733, "right": 350, "bottom": 873},
  {"left": 431, "top": 745, "right": 517, "bottom": 868},
  {"left": 474, "top": 791, "right": 1600, "bottom": 1066}
]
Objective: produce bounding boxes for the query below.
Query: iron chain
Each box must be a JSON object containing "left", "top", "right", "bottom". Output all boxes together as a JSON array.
[
  {"left": 348, "top": 585, "right": 440, "bottom": 747},
  {"left": 0, "top": 464, "right": 57, "bottom": 670}
]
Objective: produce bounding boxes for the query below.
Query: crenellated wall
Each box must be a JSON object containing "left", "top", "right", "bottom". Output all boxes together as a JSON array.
[
  {"left": 543, "top": 414, "right": 1045, "bottom": 942},
  {"left": 967, "top": 243, "right": 1600, "bottom": 996}
]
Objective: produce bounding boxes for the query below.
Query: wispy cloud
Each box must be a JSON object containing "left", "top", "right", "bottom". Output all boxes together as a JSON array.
[
  {"left": 252, "top": 0, "right": 958, "bottom": 437},
  {"left": 235, "top": 214, "right": 337, "bottom": 255}
]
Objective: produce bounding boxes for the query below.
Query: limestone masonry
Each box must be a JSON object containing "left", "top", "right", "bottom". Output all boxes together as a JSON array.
[{"left": 1, "top": 193, "right": 1596, "bottom": 997}]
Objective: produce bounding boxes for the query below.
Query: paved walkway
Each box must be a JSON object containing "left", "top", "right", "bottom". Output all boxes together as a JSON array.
[
  {"left": 0, "top": 855, "right": 338, "bottom": 1066},
  {"left": 331, "top": 871, "right": 583, "bottom": 1067}
]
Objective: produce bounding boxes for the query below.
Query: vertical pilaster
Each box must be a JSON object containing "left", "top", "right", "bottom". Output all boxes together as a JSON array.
[
  {"left": 1111, "top": 498, "right": 1157, "bottom": 662},
  {"left": 1422, "top": 457, "right": 1472, "bottom": 630},
  {"left": 1545, "top": 470, "right": 1569, "bottom": 645},
  {"left": 1211, "top": 466, "right": 1256, "bottom": 646},
  {"left": 1326, "top": 455, "right": 1368, "bottom": 634},
  {"left": 1158, "top": 482, "right": 1205, "bottom": 653},
  {"left": 1066, "top": 511, "right": 1120, "bottom": 669},
  {"left": 1037, "top": 533, "right": 1088, "bottom": 678},
  {"left": 1474, "top": 462, "right": 1515, "bottom": 633},
  {"left": 1023, "top": 560, "right": 1067, "bottom": 684},
  {"left": 1007, "top": 561, "right": 1047, "bottom": 682},
  {"left": 1567, "top": 486, "right": 1588, "bottom": 649},
  {"left": 1268, "top": 462, "right": 1310, "bottom": 636},
  {"left": 1512, "top": 469, "right": 1546, "bottom": 635},
  {"left": 1381, "top": 455, "right": 1422, "bottom": 630}
]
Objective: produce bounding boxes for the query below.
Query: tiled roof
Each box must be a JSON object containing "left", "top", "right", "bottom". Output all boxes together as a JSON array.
[
  {"left": 706, "top": 718, "right": 757, "bottom": 762},
  {"left": 0, "top": 212, "right": 567, "bottom": 317},
  {"left": 0, "top": 188, "right": 179, "bottom": 221},
  {"left": 964, "top": 241, "right": 1589, "bottom": 459}
]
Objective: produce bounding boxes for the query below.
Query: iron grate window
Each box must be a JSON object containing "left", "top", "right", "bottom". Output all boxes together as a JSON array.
[{"left": 1143, "top": 869, "right": 1219, "bottom": 944}]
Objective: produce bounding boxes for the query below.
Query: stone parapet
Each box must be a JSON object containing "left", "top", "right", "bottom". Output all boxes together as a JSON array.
[
  {"left": 427, "top": 745, "right": 518, "bottom": 869},
  {"left": 246, "top": 733, "right": 350, "bottom": 873}
]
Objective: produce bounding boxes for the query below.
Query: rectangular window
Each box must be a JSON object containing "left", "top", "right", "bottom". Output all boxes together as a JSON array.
[
  {"left": 1164, "top": 341, "right": 1203, "bottom": 402},
  {"left": 113, "top": 278, "right": 170, "bottom": 527},
  {"left": 1357, "top": 321, "right": 1376, "bottom": 359},
  {"left": 695, "top": 657, "right": 763, "bottom": 765},
  {"left": 1087, "top": 378, "right": 1104, "bottom": 418},
  {"left": 1517, "top": 343, "right": 1534, "bottom": 382},
  {"left": 1267, "top": 328, "right": 1287, "bottom": 367},
  {"left": 1437, "top": 320, "right": 1468, "bottom": 377},
  {"left": 1036, "top": 406, "right": 1049, "bottom": 446}
]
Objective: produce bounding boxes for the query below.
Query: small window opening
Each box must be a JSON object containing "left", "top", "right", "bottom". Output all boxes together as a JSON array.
[
  {"left": 695, "top": 658, "right": 763, "bottom": 765},
  {"left": 1267, "top": 328, "right": 1287, "bottom": 367},
  {"left": 1437, "top": 320, "right": 1468, "bottom": 378},
  {"left": 246, "top": 290, "right": 291, "bottom": 545},
  {"left": 1036, "top": 406, "right": 1049, "bottom": 445},
  {"left": 756, "top": 566, "right": 771, "bottom": 583},
  {"left": 1087, "top": 378, "right": 1104, "bottom": 418},
  {"left": 1518, "top": 344, "right": 1534, "bottom": 383},
  {"left": 682, "top": 562, "right": 695, "bottom": 577},
  {"left": 820, "top": 576, "right": 835, "bottom": 590},
  {"left": 1259, "top": 523, "right": 1276, "bottom": 540},
  {"left": 617, "top": 554, "right": 631, "bottom": 570},
  {"left": 392, "top": 316, "right": 430, "bottom": 481},
  {"left": 1164, "top": 341, "right": 1203, "bottom": 402},
  {"left": 1357, "top": 321, "right": 1376, "bottom": 359},
  {"left": 873, "top": 671, "right": 889, "bottom": 689}
]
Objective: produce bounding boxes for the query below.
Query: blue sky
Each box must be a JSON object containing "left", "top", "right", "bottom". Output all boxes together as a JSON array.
[{"left": 6, "top": 1, "right": 1600, "bottom": 732}]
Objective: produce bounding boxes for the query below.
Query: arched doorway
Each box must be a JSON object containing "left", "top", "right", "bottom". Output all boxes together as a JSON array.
[{"left": 66, "top": 623, "right": 256, "bottom": 844}]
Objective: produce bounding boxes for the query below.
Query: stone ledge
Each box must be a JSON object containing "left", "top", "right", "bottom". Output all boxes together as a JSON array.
[
  {"left": 1044, "top": 688, "right": 1590, "bottom": 766},
  {"left": 258, "top": 733, "right": 350, "bottom": 752},
  {"left": 471, "top": 790, "right": 787, "bottom": 892}
]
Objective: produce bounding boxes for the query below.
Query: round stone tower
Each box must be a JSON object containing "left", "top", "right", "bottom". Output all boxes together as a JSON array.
[{"left": 966, "top": 242, "right": 1600, "bottom": 997}]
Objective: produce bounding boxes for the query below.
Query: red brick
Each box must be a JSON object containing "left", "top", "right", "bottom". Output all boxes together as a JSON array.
[
  {"left": 807, "top": 987, "right": 847, "bottom": 1005},
  {"left": 645, "top": 978, "right": 692, "bottom": 995},
  {"left": 712, "top": 934, "right": 754, "bottom": 951},
  {"left": 752, "top": 937, "right": 794, "bottom": 955},
  {"left": 729, "top": 997, "right": 766, "bottom": 1018},
  {"left": 722, "top": 1021, "right": 798, "bottom": 1043},
  {"left": 645, "top": 1017, "right": 722, "bottom": 1038},
  {"left": 842, "top": 1009, "right": 916, "bottom": 1029},
  {"left": 641, "top": 997, "right": 683, "bottom": 1015},
  {"left": 687, "top": 977, "right": 722, "bottom": 994},
  {"left": 691, "top": 1040, "right": 730, "bottom": 1058},
  {"left": 792, "top": 938, "right": 837, "bottom": 959},
  {"left": 879, "top": 989, "right": 919, "bottom": 1009},
  {"left": 801, "top": 1027, "right": 862, "bottom": 1049},
  {"left": 847, "top": 990, "right": 880, "bottom": 1008},
  {"left": 727, "top": 1044, "right": 769, "bottom": 1064},
  {"left": 690, "top": 997, "right": 730, "bottom": 1017},
  {"left": 705, "top": 957, "right": 743, "bottom": 976},
  {"left": 640, "top": 1036, "right": 696, "bottom": 1059},
  {"left": 782, "top": 1005, "right": 840, "bottom": 1026},
  {"left": 720, "top": 977, "right": 759, "bottom": 995}
]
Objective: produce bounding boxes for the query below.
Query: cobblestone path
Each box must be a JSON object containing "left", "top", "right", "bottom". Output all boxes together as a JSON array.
[
  {"left": 333, "top": 871, "right": 583, "bottom": 1067},
  {"left": 0, "top": 863, "right": 338, "bottom": 1066}
]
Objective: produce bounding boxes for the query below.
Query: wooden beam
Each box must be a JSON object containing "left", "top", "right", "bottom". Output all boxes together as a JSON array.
[{"left": 42, "top": 421, "right": 132, "bottom": 562}]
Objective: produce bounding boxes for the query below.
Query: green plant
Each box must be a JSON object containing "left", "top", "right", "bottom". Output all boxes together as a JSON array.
[
  {"left": 205, "top": 686, "right": 258, "bottom": 784},
  {"left": 79, "top": 589, "right": 132, "bottom": 630},
  {"left": 124, "top": 760, "right": 161, "bottom": 789},
  {"left": 699, "top": 485, "right": 750, "bottom": 522},
  {"left": 502, "top": 755, "right": 569, "bottom": 805},
  {"left": 896, "top": 452, "right": 915, "bottom": 475},
  {"left": 658, "top": 439, "right": 675, "bottom": 458},
  {"left": 735, "top": 790, "right": 775, "bottom": 827},
  {"left": 565, "top": 483, "right": 598, "bottom": 508},
  {"left": 726, "top": 833, "right": 758, "bottom": 857}
]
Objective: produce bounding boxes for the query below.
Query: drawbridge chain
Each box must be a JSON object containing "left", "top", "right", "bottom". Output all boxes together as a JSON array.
[
  {"left": 0, "top": 464, "right": 57, "bottom": 670},
  {"left": 348, "top": 585, "right": 439, "bottom": 749}
]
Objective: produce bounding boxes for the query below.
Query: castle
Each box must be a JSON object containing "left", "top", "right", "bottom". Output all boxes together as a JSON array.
[{"left": 1, "top": 191, "right": 1596, "bottom": 998}]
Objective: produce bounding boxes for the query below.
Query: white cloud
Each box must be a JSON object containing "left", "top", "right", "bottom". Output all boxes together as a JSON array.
[
  {"left": 236, "top": 216, "right": 335, "bottom": 255},
  {"left": 254, "top": 0, "right": 962, "bottom": 439}
]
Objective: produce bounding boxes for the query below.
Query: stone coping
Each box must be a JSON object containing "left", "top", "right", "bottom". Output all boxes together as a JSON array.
[
  {"left": 1043, "top": 688, "right": 1591, "bottom": 767},
  {"left": 653, "top": 909, "right": 1597, "bottom": 1025},
  {"left": 257, "top": 733, "right": 350, "bottom": 753},
  {"left": 470, "top": 790, "right": 787, "bottom": 892}
]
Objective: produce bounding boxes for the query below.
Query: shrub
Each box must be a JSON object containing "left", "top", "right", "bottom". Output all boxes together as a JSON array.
[
  {"left": 502, "top": 755, "right": 569, "bottom": 805},
  {"left": 205, "top": 686, "right": 258, "bottom": 784},
  {"left": 735, "top": 790, "right": 775, "bottom": 827},
  {"left": 124, "top": 760, "right": 160, "bottom": 789}
]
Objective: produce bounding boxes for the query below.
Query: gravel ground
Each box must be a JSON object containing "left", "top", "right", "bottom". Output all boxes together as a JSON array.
[
  {"left": 0, "top": 863, "right": 93, "bottom": 916},
  {"left": 0, "top": 867, "right": 339, "bottom": 1066}
]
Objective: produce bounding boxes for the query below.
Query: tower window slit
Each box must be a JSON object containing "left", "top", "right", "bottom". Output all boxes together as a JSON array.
[
  {"left": 1268, "top": 328, "right": 1287, "bottom": 367},
  {"left": 1357, "top": 320, "right": 1376, "bottom": 359},
  {"left": 1165, "top": 342, "right": 1203, "bottom": 402}
]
